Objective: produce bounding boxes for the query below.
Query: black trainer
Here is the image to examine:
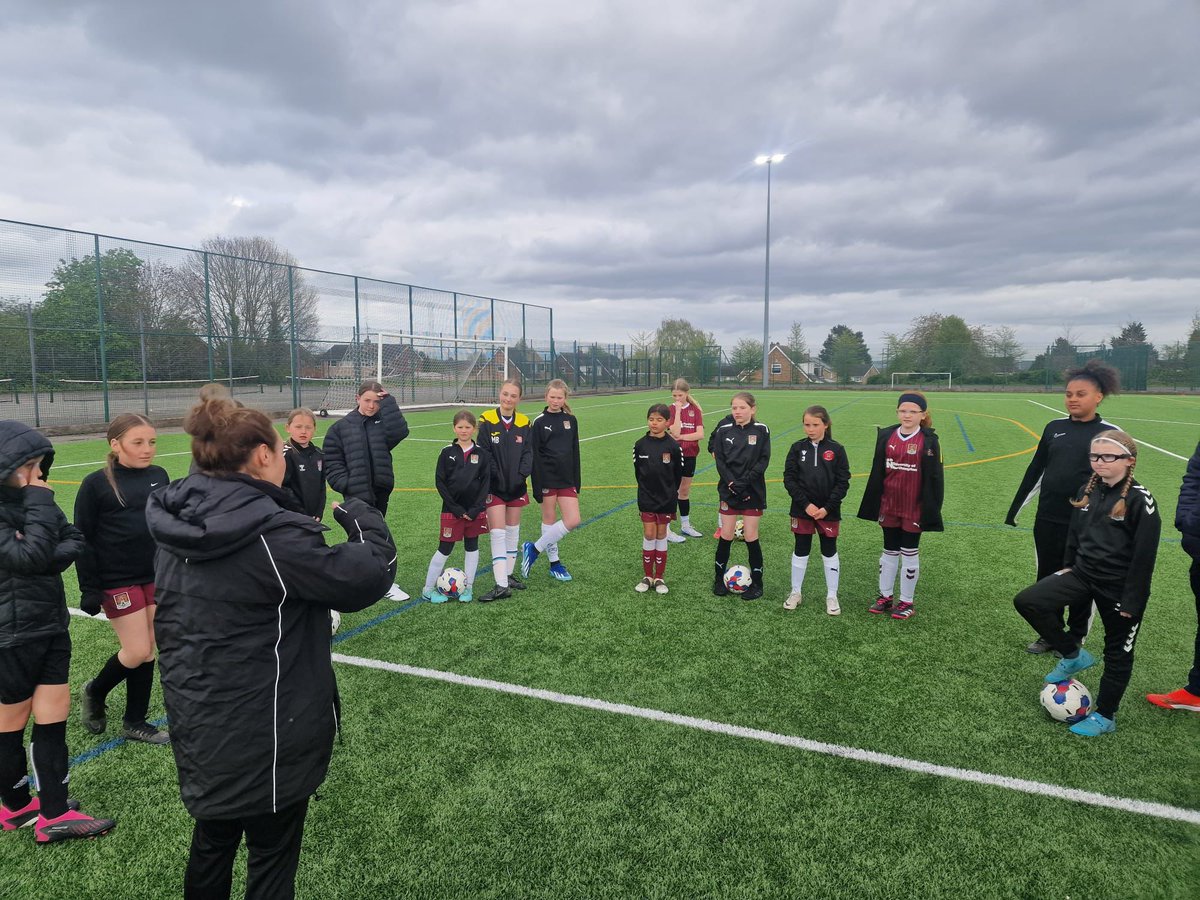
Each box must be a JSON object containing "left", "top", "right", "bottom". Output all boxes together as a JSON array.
[
  {"left": 79, "top": 680, "right": 106, "bottom": 735},
  {"left": 122, "top": 721, "right": 170, "bottom": 745},
  {"left": 508, "top": 572, "right": 528, "bottom": 591},
  {"left": 478, "top": 585, "right": 512, "bottom": 603}
]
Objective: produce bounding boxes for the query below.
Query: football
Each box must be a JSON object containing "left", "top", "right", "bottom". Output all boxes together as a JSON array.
[
  {"left": 330, "top": 610, "right": 341, "bottom": 636},
  {"left": 436, "top": 567, "right": 467, "bottom": 600},
  {"left": 724, "top": 564, "right": 752, "bottom": 594},
  {"left": 1040, "top": 678, "right": 1092, "bottom": 722}
]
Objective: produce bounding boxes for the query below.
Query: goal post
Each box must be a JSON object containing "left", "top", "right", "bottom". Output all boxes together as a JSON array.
[
  {"left": 319, "top": 333, "right": 509, "bottom": 414},
  {"left": 889, "top": 372, "right": 953, "bottom": 390}
]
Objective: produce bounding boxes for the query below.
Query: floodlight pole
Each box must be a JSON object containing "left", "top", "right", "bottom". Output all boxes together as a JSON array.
[{"left": 755, "top": 153, "right": 785, "bottom": 388}]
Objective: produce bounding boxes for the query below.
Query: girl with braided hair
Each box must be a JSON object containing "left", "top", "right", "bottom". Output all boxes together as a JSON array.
[{"left": 1014, "top": 430, "right": 1161, "bottom": 736}]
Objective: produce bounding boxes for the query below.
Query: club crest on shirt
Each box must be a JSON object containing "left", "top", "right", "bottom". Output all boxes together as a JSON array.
[
  {"left": 823, "top": 450, "right": 835, "bottom": 461},
  {"left": 907, "top": 444, "right": 918, "bottom": 455},
  {"left": 515, "top": 435, "right": 523, "bottom": 443},
  {"left": 470, "top": 454, "right": 479, "bottom": 464},
  {"left": 748, "top": 435, "right": 757, "bottom": 445},
  {"left": 662, "top": 453, "right": 671, "bottom": 464},
  {"left": 564, "top": 421, "right": 571, "bottom": 430},
  {"left": 316, "top": 460, "right": 323, "bottom": 471},
  {"left": 791, "top": 517, "right": 799, "bottom": 529},
  {"left": 442, "top": 527, "right": 453, "bottom": 538},
  {"left": 112, "top": 591, "right": 132, "bottom": 610},
  {"left": 720, "top": 501, "right": 729, "bottom": 511}
]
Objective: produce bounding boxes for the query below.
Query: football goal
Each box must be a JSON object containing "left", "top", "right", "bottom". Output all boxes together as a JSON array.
[
  {"left": 319, "top": 333, "right": 508, "bottom": 414},
  {"left": 890, "top": 372, "right": 953, "bottom": 390}
]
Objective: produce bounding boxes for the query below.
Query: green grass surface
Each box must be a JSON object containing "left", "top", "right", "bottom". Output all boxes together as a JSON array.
[{"left": 3, "top": 389, "right": 1199, "bottom": 898}]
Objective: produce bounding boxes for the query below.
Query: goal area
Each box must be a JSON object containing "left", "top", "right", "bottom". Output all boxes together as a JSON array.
[
  {"left": 319, "top": 333, "right": 508, "bottom": 414},
  {"left": 890, "top": 372, "right": 953, "bottom": 390}
]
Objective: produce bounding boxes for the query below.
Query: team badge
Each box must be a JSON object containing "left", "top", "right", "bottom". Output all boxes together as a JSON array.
[
  {"left": 748, "top": 435, "right": 757, "bottom": 445},
  {"left": 442, "top": 527, "right": 453, "bottom": 538},
  {"left": 662, "top": 453, "right": 672, "bottom": 464},
  {"left": 907, "top": 444, "right": 918, "bottom": 455},
  {"left": 316, "top": 460, "right": 323, "bottom": 471},
  {"left": 823, "top": 450, "right": 835, "bottom": 461},
  {"left": 791, "top": 518, "right": 799, "bottom": 529},
  {"left": 515, "top": 435, "right": 523, "bottom": 443},
  {"left": 720, "top": 502, "right": 729, "bottom": 511},
  {"left": 564, "top": 421, "right": 571, "bottom": 430},
  {"left": 113, "top": 591, "right": 132, "bottom": 610},
  {"left": 470, "top": 454, "right": 479, "bottom": 464}
]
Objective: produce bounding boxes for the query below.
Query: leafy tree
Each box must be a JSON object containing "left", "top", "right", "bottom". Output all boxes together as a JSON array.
[
  {"left": 629, "top": 330, "right": 655, "bottom": 357},
  {"left": 827, "top": 331, "right": 868, "bottom": 384},
  {"left": 729, "top": 338, "right": 764, "bottom": 374},
  {"left": 819, "top": 325, "right": 870, "bottom": 368},
  {"left": 1031, "top": 337, "right": 1078, "bottom": 378},
  {"left": 785, "top": 321, "right": 807, "bottom": 362},
  {"left": 984, "top": 325, "right": 1023, "bottom": 374},
  {"left": 1110, "top": 321, "right": 1149, "bottom": 347},
  {"left": 655, "top": 318, "right": 714, "bottom": 351}
]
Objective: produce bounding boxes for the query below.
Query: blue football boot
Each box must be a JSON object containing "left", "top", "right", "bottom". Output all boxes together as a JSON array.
[
  {"left": 549, "top": 561, "right": 572, "bottom": 582},
  {"left": 1044, "top": 647, "right": 1095, "bottom": 684},
  {"left": 1068, "top": 712, "right": 1116, "bottom": 736}
]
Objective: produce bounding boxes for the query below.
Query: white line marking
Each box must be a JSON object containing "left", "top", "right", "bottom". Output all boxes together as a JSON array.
[
  {"left": 1026, "top": 400, "right": 1188, "bottom": 461},
  {"left": 580, "top": 425, "right": 646, "bottom": 443},
  {"left": 53, "top": 450, "right": 193, "bottom": 470},
  {"left": 332, "top": 652, "right": 1200, "bottom": 827}
]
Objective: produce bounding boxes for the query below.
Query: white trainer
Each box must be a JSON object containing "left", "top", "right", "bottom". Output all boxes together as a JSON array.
[
  {"left": 654, "top": 579, "right": 669, "bottom": 594},
  {"left": 784, "top": 591, "right": 802, "bottom": 610},
  {"left": 826, "top": 595, "right": 841, "bottom": 616},
  {"left": 665, "top": 530, "right": 686, "bottom": 543},
  {"left": 385, "top": 584, "right": 409, "bottom": 602},
  {"left": 680, "top": 524, "right": 704, "bottom": 538},
  {"left": 635, "top": 577, "right": 653, "bottom": 593}
]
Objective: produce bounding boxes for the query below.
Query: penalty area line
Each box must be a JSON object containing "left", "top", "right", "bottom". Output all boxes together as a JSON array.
[{"left": 332, "top": 652, "right": 1200, "bottom": 828}]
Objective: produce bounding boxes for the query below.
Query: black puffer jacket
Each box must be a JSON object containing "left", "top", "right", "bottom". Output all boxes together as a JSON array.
[
  {"left": 0, "top": 422, "right": 84, "bottom": 649},
  {"left": 323, "top": 394, "right": 409, "bottom": 502},
  {"left": 148, "top": 474, "right": 396, "bottom": 819}
]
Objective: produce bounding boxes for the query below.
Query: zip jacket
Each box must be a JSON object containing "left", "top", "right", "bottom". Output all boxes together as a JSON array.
[
  {"left": 783, "top": 437, "right": 850, "bottom": 521},
  {"left": 1006, "top": 416, "right": 1113, "bottom": 526},
  {"left": 713, "top": 419, "right": 771, "bottom": 510},
  {"left": 282, "top": 440, "right": 326, "bottom": 519},
  {"left": 531, "top": 407, "right": 581, "bottom": 496},
  {"left": 478, "top": 408, "right": 532, "bottom": 501},
  {"left": 633, "top": 433, "right": 684, "bottom": 514},
  {"left": 435, "top": 441, "right": 491, "bottom": 519}
]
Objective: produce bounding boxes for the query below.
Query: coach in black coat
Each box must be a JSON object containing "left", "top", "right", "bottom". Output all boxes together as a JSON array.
[
  {"left": 323, "top": 385, "right": 410, "bottom": 513},
  {"left": 147, "top": 391, "right": 398, "bottom": 899}
]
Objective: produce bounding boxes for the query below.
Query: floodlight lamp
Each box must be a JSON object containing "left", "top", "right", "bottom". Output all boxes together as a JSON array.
[{"left": 754, "top": 155, "right": 770, "bottom": 165}]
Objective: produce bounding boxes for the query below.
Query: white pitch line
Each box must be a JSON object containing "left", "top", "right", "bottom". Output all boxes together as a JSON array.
[
  {"left": 333, "top": 652, "right": 1200, "bottom": 827},
  {"left": 52, "top": 450, "right": 194, "bottom": 470},
  {"left": 1026, "top": 400, "right": 1188, "bottom": 462},
  {"left": 579, "top": 425, "right": 647, "bottom": 443}
]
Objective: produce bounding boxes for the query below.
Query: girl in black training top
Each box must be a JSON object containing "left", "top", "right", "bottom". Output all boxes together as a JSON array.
[
  {"left": 282, "top": 407, "right": 326, "bottom": 520},
  {"left": 782, "top": 405, "right": 850, "bottom": 616},
  {"left": 76, "top": 413, "right": 171, "bottom": 745},
  {"left": 522, "top": 379, "right": 582, "bottom": 583},
  {"left": 712, "top": 392, "right": 771, "bottom": 599},
  {"left": 632, "top": 404, "right": 684, "bottom": 594},
  {"left": 421, "top": 410, "right": 490, "bottom": 604},
  {"left": 1007, "top": 359, "right": 1119, "bottom": 655},
  {"left": 1014, "top": 430, "right": 1160, "bottom": 737}
]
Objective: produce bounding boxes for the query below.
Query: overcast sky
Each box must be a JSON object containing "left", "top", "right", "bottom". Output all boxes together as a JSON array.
[{"left": 2, "top": 0, "right": 1197, "bottom": 357}]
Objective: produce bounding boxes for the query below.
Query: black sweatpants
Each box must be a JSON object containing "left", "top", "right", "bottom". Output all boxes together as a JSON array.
[
  {"left": 1033, "top": 518, "right": 1091, "bottom": 640},
  {"left": 1182, "top": 537, "right": 1200, "bottom": 695},
  {"left": 185, "top": 798, "right": 310, "bottom": 900},
  {"left": 1014, "top": 570, "right": 1143, "bottom": 718}
]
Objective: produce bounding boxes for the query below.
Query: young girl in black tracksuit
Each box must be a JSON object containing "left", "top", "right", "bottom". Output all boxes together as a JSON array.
[
  {"left": 1014, "top": 429, "right": 1160, "bottom": 736},
  {"left": 282, "top": 407, "right": 326, "bottom": 520},
  {"left": 478, "top": 378, "right": 532, "bottom": 602},
  {"left": 782, "top": 405, "right": 850, "bottom": 616},
  {"left": 633, "top": 404, "right": 684, "bottom": 594},
  {"left": 421, "top": 410, "right": 490, "bottom": 604},
  {"left": 1007, "top": 359, "right": 1119, "bottom": 655},
  {"left": 713, "top": 391, "right": 771, "bottom": 599},
  {"left": 76, "top": 414, "right": 171, "bottom": 746},
  {"left": 522, "top": 379, "right": 582, "bottom": 583},
  {"left": 0, "top": 421, "right": 115, "bottom": 843}
]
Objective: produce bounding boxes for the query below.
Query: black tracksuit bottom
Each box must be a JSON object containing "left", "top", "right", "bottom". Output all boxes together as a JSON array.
[
  {"left": 1014, "top": 570, "right": 1143, "bottom": 719},
  {"left": 1183, "top": 537, "right": 1200, "bottom": 695},
  {"left": 185, "top": 798, "right": 310, "bottom": 900},
  {"left": 1033, "top": 517, "right": 1092, "bottom": 640}
]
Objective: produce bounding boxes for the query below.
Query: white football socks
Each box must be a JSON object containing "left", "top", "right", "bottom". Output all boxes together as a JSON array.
[
  {"left": 879, "top": 550, "right": 900, "bottom": 598},
  {"left": 423, "top": 551, "right": 450, "bottom": 595},
  {"left": 464, "top": 549, "right": 479, "bottom": 588},
  {"left": 900, "top": 549, "right": 919, "bottom": 603},
  {"left": 823, "top": 552, "right": 840, "bottom": 596},
  {"left": 535, "top": 520, "right": 570, "bottom": 552},
  {"left": 506, "top": 525, "right": 520, "bottom": 574},
  {"left": 791, "top": 554, "right": 809, "bottom": 592},
  {"left": 491, "top": 530, "right": 509, "bottom": 587}
]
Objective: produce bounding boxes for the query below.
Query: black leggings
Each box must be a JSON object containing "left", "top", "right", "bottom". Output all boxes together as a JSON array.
[
  {"left": 794, "top": 533, "right": 837, "bottom": 558},
  {"left": 1034, "top": 517, "right": 1091, "bottom": 641},
  {"left": 437, "top": 537, "right": 479, "bottom": 555},
  {"left": 882, "top": 527, "right": 920, "bottom": 552},
  {"left": 1183, "top": 537, "right": 1200, "bottom": 694}
]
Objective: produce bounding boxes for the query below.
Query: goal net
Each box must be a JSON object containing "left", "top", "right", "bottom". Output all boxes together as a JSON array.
[
  {"left": 889, "top": 372, "right": 953, "bottom": 390},
  {"left": 319, "top": 333, "right": 508, "bottom": 414}
]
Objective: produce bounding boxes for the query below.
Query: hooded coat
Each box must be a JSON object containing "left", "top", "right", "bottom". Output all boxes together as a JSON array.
[
  {"left": 0, "top": 421, "right": 84, "bottom": 649},
  {"left": 147, "top": 474, "right": 396, "bottom": 819},
  {"left": 322, "top": 393, "right": 409, "bottom": 504}
]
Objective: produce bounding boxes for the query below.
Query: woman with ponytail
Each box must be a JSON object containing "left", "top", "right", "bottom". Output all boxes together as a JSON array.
[
  {"left": 76, "top": 414, "right": 171, "bottom": 745},
  {"left": 1014, "top": 430, "right": 1161, "bottom": 736},
  {"left": 147, "top": 393, "right": 397, "bottom": 896}
]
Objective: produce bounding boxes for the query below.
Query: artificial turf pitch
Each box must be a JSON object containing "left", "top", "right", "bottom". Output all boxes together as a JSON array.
[{"left": 2, "top": 389, "right": 1198, "bottom": 898}]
